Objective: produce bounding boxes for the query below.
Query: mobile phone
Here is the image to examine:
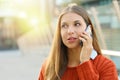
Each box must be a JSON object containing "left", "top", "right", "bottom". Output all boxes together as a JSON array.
[
  {"left": 85, "top": 25, "right": 92, "bottom": 37},
  {"left": 80, "top": 25, "right": 92, "bottom": 46}
]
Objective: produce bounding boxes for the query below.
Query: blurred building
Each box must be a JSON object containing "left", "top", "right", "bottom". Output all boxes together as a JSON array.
[
  {"left": 0, "top": 0, "right": 45, "bottom": 50},
  {"left": 76, "top": 0, "right": 120, "bottom": 51},
  {"left": 0, "top": 0, "right": 119, "bottom": 51},
  {"left": 0, "top": 0, "right": 19, "bottom": 50}
]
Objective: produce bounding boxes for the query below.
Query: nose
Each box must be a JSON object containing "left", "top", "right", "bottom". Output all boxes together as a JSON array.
[{"left": 68, "top": 27, "right": 74, "bottom": 34}]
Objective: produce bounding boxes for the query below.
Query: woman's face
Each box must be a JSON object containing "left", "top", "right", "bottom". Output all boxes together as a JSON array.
[{"left": 60, "top": 12, "right": 87, "bottom": 48}]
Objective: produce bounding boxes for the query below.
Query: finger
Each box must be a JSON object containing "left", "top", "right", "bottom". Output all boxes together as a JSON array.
[
  {"left": 79, "top": 37, "right": 87, "bottom": 46},
  {"left": 80, "top": 32, "right": 89, "bottom": 40},
  {"left": 80, "top": 33, "right": 92, "bottom": 45},
  {"left": 83, "top": 31, "right": 91, "bottom": 37},
  {"left": 83, "top": 32, "right": 92, "bottom": 41}
]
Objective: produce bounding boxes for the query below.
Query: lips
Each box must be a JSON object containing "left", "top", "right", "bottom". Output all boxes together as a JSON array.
[
  {"left": 68, "top": 37, "right": 76, "bottom": 40},
  {"left": 67, "top": 37, "right": 77, "bottom": 42}
]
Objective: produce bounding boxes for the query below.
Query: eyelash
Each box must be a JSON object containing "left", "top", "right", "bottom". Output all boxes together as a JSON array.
[
  {"left": 61, "top": 23, "right": 81, "bottom": 28},
  {"left": 74, "top": 23, "right": 81, "bottom": 27},
  {"left": 61, "top": 24, "right": 68, "bottom": 28}
]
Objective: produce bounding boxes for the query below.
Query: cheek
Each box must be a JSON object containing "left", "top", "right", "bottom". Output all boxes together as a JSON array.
[
  {"left": 61, "top": 31, "right": 63, "bottom": 39},
  {"left": 76, "top": 27, "right": 86, "bottom": 35},
  {"left": 61, "top": 31, "right": 67, "bottom": 42}
]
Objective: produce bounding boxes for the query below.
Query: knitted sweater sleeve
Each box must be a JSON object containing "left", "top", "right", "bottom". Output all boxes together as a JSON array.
[{"left": 76, "top": 55, "right": 118, "bottom": 80}]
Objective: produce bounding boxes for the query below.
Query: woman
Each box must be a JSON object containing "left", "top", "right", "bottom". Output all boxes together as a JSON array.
[{"left": 38, "top": 4, "right": 118, "bottom": 80}]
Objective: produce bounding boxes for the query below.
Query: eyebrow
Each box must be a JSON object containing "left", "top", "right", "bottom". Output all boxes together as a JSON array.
[
  {"left": 74, "top": 20, "right": 81, "bottom": 23},
  {"left": 61, "top": 20, "right": 81, "bottom": 24},
  {"left": 61, "top": 22, "right": 66, "bottom": 25}
]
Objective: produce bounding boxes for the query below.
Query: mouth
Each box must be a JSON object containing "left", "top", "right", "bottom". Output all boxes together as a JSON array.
[
  {"left": 67, "top": 37, "right": 77, "bottom": 42},
  {"left": 68, "top": 37, "right": 77, "bottom": 40}
]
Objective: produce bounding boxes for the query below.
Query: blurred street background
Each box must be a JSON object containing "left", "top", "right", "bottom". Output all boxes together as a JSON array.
[{"left": 0, "top": 0, "right": 120, "bottom": 80}]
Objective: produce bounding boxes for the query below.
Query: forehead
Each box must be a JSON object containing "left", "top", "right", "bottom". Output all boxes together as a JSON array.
[{"left": 61, "top": 12, "right": 85, "bottom": 23}]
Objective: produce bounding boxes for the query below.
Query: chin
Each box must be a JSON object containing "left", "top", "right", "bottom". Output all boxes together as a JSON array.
[{"left": 66, "top": 44, "right": 79, "bottom": 49}]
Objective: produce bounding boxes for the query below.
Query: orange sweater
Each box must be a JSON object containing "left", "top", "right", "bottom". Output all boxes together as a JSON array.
[{"left": 38, "top": 55, "right": 118, "bottom": 80}]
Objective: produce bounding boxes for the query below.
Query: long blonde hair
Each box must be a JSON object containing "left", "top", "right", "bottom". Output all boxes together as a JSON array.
[{"left": 44, "top": 4, "right": 102, "bottom": 80}]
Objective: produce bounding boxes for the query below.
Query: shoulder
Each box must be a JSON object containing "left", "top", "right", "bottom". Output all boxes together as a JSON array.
[
  {"left": 93, "top": 54, "right": 117, "bottom": 72},
  {"left": 93, "top": 54, "right": 116, "bottom": 66},
  {"left": 94, "top": 54, "right": 114, "bottom": 63},
  {"left": 38, "top": 60, "right": 47, "bottom": 80},
  {"left": 40, "top": 60, "right": 47, "bottom": 75}
]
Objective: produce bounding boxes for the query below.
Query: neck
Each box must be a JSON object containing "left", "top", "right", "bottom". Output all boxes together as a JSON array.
[{"left": 67, "top": 46, "right": 82, "bottom": 67}]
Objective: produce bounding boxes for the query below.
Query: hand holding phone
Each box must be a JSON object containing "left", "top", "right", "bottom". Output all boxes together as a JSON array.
[{"left": 80, "top": 25, "right": 97, "bottom": 62}]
